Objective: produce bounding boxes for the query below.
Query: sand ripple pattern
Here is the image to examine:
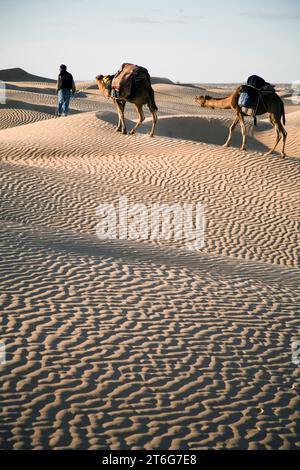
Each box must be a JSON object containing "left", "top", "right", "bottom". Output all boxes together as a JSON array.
[{"left": 0, "top": 87, "right": 300, "bottom": 449}]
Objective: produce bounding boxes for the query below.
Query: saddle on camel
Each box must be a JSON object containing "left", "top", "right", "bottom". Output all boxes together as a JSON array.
[
  {"left": 238, "top": 75, "right": 276, "bottom": 124},
  {"left": 96, "top": 63, "right": 158, "bottom": 137},
  {"left": 112, "top": 63, "right": 149, "bottom": 99}
]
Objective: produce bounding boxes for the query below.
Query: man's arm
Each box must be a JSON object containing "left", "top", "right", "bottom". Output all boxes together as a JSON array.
[
  {"left": 72, "top": 77, "right": 76, "bottom": 93},
  {"left": 56, "top": 76, "right": 62, "bottom": 93}
]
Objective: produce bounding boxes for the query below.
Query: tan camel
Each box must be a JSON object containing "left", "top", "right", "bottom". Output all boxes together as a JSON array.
[
  {"left": 95, "top": 73, "right": 158, "bottom": 137},
  {"left": 195, "top": 87, "right": 287, "bottom": 158}
]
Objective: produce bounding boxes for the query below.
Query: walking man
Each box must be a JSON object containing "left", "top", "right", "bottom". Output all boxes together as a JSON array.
[{"left": 56, "top": 64, "right": 76, "bottom": 117}]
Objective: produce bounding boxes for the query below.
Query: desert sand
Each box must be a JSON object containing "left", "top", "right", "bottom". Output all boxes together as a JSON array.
[{"left": 0, "top": 68, "right": 299, "bottom": 450}]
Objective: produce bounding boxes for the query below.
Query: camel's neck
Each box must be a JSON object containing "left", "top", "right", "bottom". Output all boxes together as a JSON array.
[
  {"left": 205, "top": 96, "right": 232, "bottom": 109},
  {"left": 98, "top": 83, "right": 109, "bottom": 98}
]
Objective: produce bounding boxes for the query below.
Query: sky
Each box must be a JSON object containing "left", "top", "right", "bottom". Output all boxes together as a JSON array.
[{"left": 0, "top": 0, "right": 299, "bottom": 83}]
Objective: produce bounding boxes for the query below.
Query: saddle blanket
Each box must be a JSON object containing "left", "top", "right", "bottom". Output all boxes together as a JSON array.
[{"left": 111, "top": 63, "right": 149, "bottom": 98}]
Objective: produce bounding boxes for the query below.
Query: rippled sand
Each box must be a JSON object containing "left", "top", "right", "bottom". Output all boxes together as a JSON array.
[{"left": 0, "top": 70, "right": 299, "bottom": 449}]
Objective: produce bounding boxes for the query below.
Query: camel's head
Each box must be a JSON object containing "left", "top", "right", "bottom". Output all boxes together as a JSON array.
[
  {"left": 195, "top": 95, "right": 205, "bottom": 107},
  {"left": 194, "top": 95, "right": 213, "bottom": 108},
  {"left": 95, "top": 74, "right": 112, "bottom": 98}
]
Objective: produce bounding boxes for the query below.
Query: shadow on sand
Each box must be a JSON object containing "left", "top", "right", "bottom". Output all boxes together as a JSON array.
[{"left": 96, "top": 112, "right": 270, "bottom": 153}]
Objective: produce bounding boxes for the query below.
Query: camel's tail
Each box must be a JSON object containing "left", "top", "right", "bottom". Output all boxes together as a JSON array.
[
  {"left": 281, "top": 99, "right": 286, "bottom": 126},
  {"left": 148, "top": 86, "right": 158, "bottom": 112}
]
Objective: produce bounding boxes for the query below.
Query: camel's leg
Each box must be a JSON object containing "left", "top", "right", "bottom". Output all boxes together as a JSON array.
[
  {"left": 249, "top": 121, "right": 255, "bottom": 138},
  {"left": 147, "top": 89, "right": 158, "bottom": 137},
  {"left": 113, "top": 98, "right": 122, "bottom": 132},
  {"left": 279, "top": 122, "right": 287, "bottom": 158},
  {"left": 223, "top": 115, "right": 239, "bottom": 147},
  {"left": 115, "top": 100, "right": 127, "bottom": 134},
  {"left": 238, "top": 114, "right": 247, "bottom": 150},
  {"left": 129, "top": 104, "right": 145, "bottom": 135},
  {"left": 266, "top": 123, "right": 281, "bottom": 156},
  {"left": 116, "top": 113, "right": 122, "bottom": 132},
  {"left": 120, "top": 100, "right": 127, "bottom": 134},
  {"left": 149, "top": 110, "right": 158, "bottom": 137}
]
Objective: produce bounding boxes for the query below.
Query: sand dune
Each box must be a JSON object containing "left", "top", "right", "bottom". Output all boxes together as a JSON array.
[
  {"left": 0, "top": 75, "right": 299, "bottom": 450},
  {"left": 285, "top": 110, "right": 300, "bottom": 126},
  {"left": 0, "top": 67, "right": 55, "bottom": 83},
  {"left": 151, "top": 77, "right": 175, "bottom": 85}
]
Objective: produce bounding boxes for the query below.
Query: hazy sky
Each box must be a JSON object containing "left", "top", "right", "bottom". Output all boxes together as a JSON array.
[{"left": 0, "top": 0, "right": 299, "bottom": 82}]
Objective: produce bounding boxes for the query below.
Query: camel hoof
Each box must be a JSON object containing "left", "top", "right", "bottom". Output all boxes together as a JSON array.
[
  {"left": 149, "top": 133, "right": 154, "bottom": 138},
  {"left": 129, "top": 130, "right": 136, "bottom": 135},
  {"left": 281, "top": 153, "right": 286, "bottom": 159},
  {"left": 240, "top": 147, "right": 246, "bottom": 151},
  {"left": 122, "top": 130, "right": 127, "bottom": 135},
  {"left": 265, "top": 151, "right": 273, "bottom": 156},
  {"left": 223, "top": 143, "right": 229, "bottom": 148}
]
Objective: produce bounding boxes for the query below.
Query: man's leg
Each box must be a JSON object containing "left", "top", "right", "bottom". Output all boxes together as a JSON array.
[
  {"left": 63, "top": 90, "right": 71, "bottom": 116},
  {"left": 57, "top": 90, "right": 63, "bottom": 116}
]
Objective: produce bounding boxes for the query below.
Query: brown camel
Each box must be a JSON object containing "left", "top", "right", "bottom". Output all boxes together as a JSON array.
[
  {"left": 195, "top": 87, "right": 287, "bottom": 158},
  {"left": 95, "top": 72, "right": 158, "bottom": 137}
]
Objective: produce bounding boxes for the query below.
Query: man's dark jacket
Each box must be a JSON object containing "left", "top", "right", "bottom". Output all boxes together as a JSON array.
[{"left": 56, "top": 71, "right": 76, "bottom": 93}]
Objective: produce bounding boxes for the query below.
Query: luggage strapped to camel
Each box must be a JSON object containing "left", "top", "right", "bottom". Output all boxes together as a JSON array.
[
  {"left": 111, "top": 63, "right": 150, "bottom": 99},
  {"left": 238, "top": 75, "right": 276, "bottom": 121}
]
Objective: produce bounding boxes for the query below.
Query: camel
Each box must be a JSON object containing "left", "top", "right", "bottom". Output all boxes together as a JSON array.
[
  {"left": 195, "top": 86, "right": 287, "bottom": 158},
  {"left": 95, "top": 72, "right": 158, "bottom": 137}
]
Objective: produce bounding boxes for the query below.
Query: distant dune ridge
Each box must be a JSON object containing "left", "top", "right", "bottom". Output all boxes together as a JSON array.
[
  {"left": 0, "top": 68, "right": 299, "bottom": 450},
  {"left": 0, "top": 67, "right": 56, "bottom": 83},
  {"left": 0, "top": 68, "right": 175, "bottom": 85},
  {"left": 151, "top": 76, "right": 175, "bottom": 85}
]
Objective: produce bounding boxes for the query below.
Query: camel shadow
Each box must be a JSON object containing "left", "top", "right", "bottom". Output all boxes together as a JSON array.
[{"left": 96, "top": 112, "right": 270, "bottom": 153}]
